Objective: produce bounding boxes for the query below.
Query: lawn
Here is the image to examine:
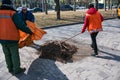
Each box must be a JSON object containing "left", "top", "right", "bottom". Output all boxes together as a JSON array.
[{"left": 34, "top": 9, "right": 117, "bottom": 28}]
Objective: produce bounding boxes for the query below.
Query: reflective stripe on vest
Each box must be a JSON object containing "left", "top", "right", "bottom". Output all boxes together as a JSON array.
[
  {"left": 0, "top": 15, "right": 11, "bottom": 18},
  {"left": 89, "top": 28, "right": 103, "bottom": 33},
  {"left": 0, "top": 10, "right": 19, "bottom": 41},
  {"left": 86, "top": 12, "right": 102, "bottom": 34}
]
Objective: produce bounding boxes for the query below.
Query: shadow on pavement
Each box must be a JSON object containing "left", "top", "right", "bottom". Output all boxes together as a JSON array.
[
  {"left": 97, "top": 50, "right": 120, "bottom": 62},
  {"left": 15, "top": 58, "right": 68, "bottom": 80}
]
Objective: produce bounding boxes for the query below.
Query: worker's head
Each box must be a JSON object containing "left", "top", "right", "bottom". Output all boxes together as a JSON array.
[
  {"left": 88, "top": 4, "right": 94, "bottom": 9},
  {"left": 2, "top": 0, "right": 12, "bottom": 5},
  {"left": 22, "top": 7, "right": 27, "bottom": 13}
]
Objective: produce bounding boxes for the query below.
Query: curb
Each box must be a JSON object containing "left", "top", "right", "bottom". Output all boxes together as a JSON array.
[
  {"left": 41, "top": 18, "right": 117, "bottom": 30},
  {"left": 42, "top": 22, "right": 83, "bottom": 29}
]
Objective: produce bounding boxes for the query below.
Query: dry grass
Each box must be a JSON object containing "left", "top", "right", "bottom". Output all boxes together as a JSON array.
[{"left": 34, "top": 9, "right": 117, "bottom": 28}]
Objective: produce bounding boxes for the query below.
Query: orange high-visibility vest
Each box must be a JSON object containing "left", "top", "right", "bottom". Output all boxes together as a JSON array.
[
  {"left": 86, "top": 12, "right": 103, "bottom": 33},
  {"left": 0, "top": 10, "right": 19, "bottom": 40}
]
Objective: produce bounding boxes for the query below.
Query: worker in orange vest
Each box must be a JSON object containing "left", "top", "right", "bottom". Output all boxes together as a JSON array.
[
  {"left": 81, "top": 4, "right": 104, "bottom": 56},
  {"left": 0, "top": 0, "right": 32, "bottom": 74}
]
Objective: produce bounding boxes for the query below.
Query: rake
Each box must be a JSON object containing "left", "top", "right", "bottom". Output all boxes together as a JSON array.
[{"left": 63, "top": 32, "right": 81, "bottom": 42}]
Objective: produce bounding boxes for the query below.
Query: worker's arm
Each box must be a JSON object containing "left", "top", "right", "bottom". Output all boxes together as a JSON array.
[
  {"left": 12, "top": 13, "right": 32, "bottom": 35},
  {"left": 81, "top": 16, "right": 89, "bottom": 33}
]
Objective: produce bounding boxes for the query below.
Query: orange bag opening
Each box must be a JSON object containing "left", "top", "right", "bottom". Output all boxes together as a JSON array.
[{"left": 18, "top": 20, "right": 47, "bottom": 48}]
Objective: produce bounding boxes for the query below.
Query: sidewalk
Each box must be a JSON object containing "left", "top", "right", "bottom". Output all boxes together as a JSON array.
[{"left": 0, "top": 19, "right": 120, "bottom": 80}]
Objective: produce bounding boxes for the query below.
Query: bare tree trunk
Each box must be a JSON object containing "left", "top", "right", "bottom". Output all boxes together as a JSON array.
[
  {"left": 73, "top": 0, "right": 76, "bottom": 11},
  {"left": 54, "top": 0, "right": 60, "bottom": 20},
  {"left": 42, "top": 0, "right": 45, "bottom": 12},
  {"left": 108, "top": 0, "right": 110, "bottom": 10},
  {"left": 20, "top": 0, "right": 23, "bottom": 6},
  {"left": 110, "top": 0, "right": 112, "bottom": 10},
  {"left": 104, "top": 0, "right": 107, "bottom": 11},
  {"left": 118, "top": 0, "right": 120, "bottom": 5},
  {"left": 45, "top": 0, "right": 48, "bottom": 15},
  {"left": 94, "top": 0, "right": 98, "bottom": 10}
]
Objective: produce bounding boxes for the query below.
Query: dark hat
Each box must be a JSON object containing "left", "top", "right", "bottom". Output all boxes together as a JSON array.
[
  {"left": 88, "top": 4, "right": 94, "bottom": 9},
  {"left": 22, "top": 7, "right": 27, "bottom": 10},
  {"left": 2, "top": 0, "right": 12, "bottom": 5}
]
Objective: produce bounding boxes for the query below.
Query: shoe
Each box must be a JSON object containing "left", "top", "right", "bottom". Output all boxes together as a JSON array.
[
  {"left": 91, "top": 53, "right": 96, "bottom": 56},
  {"left": 95, "top": 52, "right": 98, "bottom": 55},
  {"left": 8, "top": 69, "right": 13, "bottom": 72},
  {"left": 9, "top": 70, "right": 14, "bottom": 74},
  {"left": 13, "top": 68, "right": 26, "bottom": 75},
  {"left": 91, "top": 52, "right": 98, "bottom": 56}
]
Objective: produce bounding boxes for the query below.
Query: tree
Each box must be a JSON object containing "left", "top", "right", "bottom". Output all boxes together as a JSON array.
[
  {"left": 94, "top": 0, "right": 98, "bottom": 10},
  {"left": 54, "top": 0, "right": 60, "bottom": 20},
  {"left": 108, "top": 0, "right": 111, "bottom": 10},
  {"left": 73, "top": 0, "right": 76, "bottom": 11},
  {"left": 118, "top": 0, "right": 120, "bottom": 5},
  {"left": 104, "top": 0, "right": 107, "bottom": 11},
  {"left": 45, "top": 0, "right": 48, "bottom": 15}
]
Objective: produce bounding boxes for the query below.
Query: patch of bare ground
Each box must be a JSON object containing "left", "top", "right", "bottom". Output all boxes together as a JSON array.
[
  {"left": 36, "top": 40, "right": 92, "bottom": 63},
  {"left": 65, "top": 39, "right": 92, "bottom": 62}
]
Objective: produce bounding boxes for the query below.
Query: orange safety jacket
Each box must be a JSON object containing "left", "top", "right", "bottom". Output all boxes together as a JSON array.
[
  {"left": 86, "top": 12, "right": 103, "bottom": 33},
  {"left": 0, "top": 10, "right": 19, "bottom": 41}
]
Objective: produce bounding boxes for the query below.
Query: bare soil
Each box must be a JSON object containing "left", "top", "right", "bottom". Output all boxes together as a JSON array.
[{"left": 36, "top": 40, "right": 92, "bottom": 63}]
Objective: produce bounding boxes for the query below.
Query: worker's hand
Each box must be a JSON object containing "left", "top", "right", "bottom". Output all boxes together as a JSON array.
[
  {"left": 29, "top": 32, "right": 33, "bottom": 35},
  {"left": 81, "top": 29, "right": 85, "bottom": 33}
]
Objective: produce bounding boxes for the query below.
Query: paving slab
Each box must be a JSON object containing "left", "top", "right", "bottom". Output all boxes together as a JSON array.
[{"left": 0, "top": 19, "right": 120, "bottom": 80}]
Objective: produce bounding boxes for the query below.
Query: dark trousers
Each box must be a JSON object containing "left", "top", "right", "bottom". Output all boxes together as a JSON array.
[
  {"left": 90, "top": 32, "right": 98, "bottom": 54},
  {"left": 1, "top": 43, "right": 21, "bottom": 73}
]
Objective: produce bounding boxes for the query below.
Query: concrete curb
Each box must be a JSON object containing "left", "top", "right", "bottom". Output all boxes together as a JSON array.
[{"left": 42, "top": 18, "right": 117, "bottom": 29}]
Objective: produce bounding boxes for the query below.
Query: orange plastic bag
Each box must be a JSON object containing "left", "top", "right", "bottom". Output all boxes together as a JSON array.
[
  {"left": 18, "top": 20, "right": 47, "bottom": 48},
  {"left": 18, "top": 34, "right": 34, "bottom": 48},
  {"left": 26, "top": 20, "right": 47, "bottom": 40}
]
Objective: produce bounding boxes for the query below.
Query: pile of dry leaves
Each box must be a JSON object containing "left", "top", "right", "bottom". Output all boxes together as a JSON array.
[{"left": 38, "top": 40, "right": 78, "bottom": 63}]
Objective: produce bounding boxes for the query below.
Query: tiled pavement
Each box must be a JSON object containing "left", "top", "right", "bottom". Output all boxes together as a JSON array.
[{"left": 0, "top": 19, "right": 120, "bottom": 80}]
